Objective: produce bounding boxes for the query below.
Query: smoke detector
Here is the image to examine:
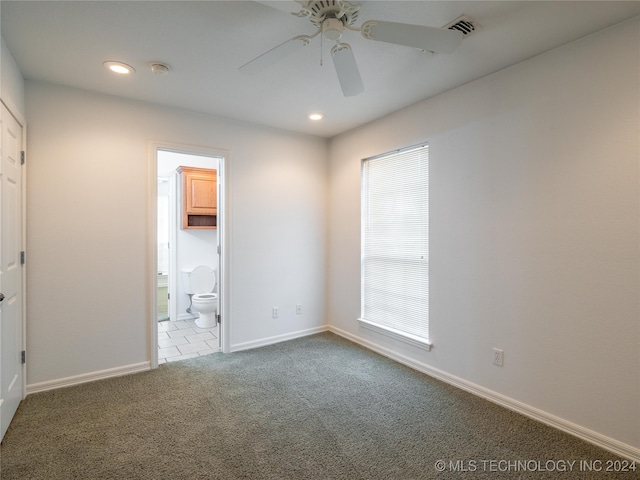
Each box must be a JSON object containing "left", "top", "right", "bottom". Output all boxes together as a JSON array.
[{"left": 150, "top": 63, "right": 171, "bottom": 75}]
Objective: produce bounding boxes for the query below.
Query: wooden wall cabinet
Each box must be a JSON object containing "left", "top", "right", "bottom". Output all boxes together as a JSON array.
[{"left": 177, "top": 166, "right": 217, "bottom": 229}]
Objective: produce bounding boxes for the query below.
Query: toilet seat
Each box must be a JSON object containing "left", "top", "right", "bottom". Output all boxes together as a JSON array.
[{"left": 193, "top": 293, "right": 217, "bottom": 301}]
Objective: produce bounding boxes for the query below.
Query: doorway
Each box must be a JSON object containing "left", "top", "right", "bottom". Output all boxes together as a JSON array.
[{"left": 151, "top": 143, "right": 227, "bottom": 367}]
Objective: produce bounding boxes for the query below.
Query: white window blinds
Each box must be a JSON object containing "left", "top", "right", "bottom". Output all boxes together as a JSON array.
[{"left": 360, "top": 144, "right": 429, "bottom": 344}]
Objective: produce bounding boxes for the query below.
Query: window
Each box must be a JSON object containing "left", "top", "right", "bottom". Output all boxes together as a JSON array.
[{"left": 359, "top": 144, "right": 431, "bottom": 350}]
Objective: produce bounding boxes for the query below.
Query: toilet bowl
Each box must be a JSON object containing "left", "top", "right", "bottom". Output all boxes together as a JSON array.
[
  {"left": 182, "top": 266, "right": 218, "bottom": 328},
  {"left": 192, "top": 293, "right": 218, "bottom": 328}
]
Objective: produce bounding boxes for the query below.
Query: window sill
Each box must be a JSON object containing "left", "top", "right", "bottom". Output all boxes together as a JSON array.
[{"left": 357, "top": 318, "right": 432, "bottom": 352}]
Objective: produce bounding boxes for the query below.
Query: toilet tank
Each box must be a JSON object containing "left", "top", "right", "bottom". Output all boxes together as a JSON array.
[{"left": 182, "top": 265, "right": 216, "bottom": 294}]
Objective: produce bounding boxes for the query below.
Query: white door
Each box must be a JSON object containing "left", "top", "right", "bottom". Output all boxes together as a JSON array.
[{"left": 0, "top": 103, "right": 24, "bottom": 441}]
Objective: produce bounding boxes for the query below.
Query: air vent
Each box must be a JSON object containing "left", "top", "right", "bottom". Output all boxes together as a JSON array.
[{"left": 444, "top": 15, "right": 481, "bottom": 37}]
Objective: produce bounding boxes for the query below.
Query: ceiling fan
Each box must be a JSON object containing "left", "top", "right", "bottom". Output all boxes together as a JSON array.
[{"left": 239, "top": 0, "right": 466, "bottom": 97}]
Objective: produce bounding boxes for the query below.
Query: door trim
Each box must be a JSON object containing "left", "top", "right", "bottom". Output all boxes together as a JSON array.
[{"left": 147, "top": 140, "right": 231, "bottom": 368}]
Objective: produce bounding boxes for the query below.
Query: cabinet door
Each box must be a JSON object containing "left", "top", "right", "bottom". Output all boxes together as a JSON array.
[{"left": 186, "top": 171, "right": 217, "bottom": 215}]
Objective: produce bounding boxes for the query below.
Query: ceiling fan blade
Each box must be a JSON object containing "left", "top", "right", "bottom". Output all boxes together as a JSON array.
[
  {"left": 331, "top": 43, "right": 364, "bottom": 97},
  {"left": 361, "top": 20, "right": 464, "bottom": 54},
  {"left": 239, "top": 36, "right": 309, "bottom": 74}
]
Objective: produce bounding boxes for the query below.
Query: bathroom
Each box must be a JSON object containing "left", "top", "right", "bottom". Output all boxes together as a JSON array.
[{"left": 156, "top": 149, "right": 221, "bottom": 363}]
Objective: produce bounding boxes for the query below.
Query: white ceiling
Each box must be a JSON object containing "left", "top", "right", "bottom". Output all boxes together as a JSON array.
[{"left": 2, "top": 1, "right": 639, "bottom": 138}]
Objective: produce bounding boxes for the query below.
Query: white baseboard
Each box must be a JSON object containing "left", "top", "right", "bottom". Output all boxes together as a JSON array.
[
  {"left": 328, "top": 325, "right": 640, "bottom": 463},
  {"left": 26, "top": 362, "right": 151, "bottom": 395},
  {"left": 25, "top": 326, "right": 329, "bottom": 394},
  {"left": 230, "top": 325, "right": 329, "bottom": 352}
]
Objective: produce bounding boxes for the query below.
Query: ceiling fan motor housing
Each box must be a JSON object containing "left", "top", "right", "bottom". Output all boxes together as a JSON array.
[{"left": 299, "top": 0, "right": 360, "bottom": 27}]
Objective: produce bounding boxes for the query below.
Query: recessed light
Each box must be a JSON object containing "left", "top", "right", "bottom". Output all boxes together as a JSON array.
[
  {"left": 308, "top": 113, "right": 324, "bottom": 121},
  {"left": 103, "top": 61, "right": 135, "bottom": 75}
]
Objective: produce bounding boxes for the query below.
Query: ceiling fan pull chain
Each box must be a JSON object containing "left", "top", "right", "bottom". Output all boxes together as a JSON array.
[{"left": 320, "top": 32, "right": 324, "bottom": 66}]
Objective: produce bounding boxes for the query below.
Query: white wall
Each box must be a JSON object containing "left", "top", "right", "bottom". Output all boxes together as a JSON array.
[
  {"left": 24, "top": 81, "right": 328, "bottom": 385},
  {"left": 327, "top": 17, "right": 639, "bottom": 455}
]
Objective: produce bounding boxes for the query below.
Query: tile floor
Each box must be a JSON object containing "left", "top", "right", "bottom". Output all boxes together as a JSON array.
[{"left": 158, "top": 318, "right": 219, "bottom": 364}]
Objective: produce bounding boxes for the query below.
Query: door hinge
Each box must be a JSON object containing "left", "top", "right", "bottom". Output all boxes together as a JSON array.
[
  {"left": 20, "top": 251, "right": 25, "bottom": 265},
  {"left": 217, "top": 245, "right": 221, "bottom": 255},
  {"left": 21, "top": 151, "right": 25, "bottom": 165},
  {"left": 21, "top": 350, "right": 26, "bottom": 364},
  {"left": 217, "top": 314, "right": 221, "bottom": 325}
]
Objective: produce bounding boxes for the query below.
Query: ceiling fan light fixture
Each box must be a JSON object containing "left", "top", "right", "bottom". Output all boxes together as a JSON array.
[
  {"left": 322, "top": 17, "right": 344, "bottom": 41},
  {"left": 103, "top": 61, "right": 135, "bottom": 75}
]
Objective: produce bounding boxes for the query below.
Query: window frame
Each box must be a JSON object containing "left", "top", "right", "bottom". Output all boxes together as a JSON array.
[{"left": 358, "top": 143, "right": 432, "bottom": 351}]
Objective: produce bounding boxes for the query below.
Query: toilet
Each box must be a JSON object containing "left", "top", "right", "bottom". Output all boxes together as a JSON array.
[{"left": 182, "top": 265, "right": 218, "bottom": 328}]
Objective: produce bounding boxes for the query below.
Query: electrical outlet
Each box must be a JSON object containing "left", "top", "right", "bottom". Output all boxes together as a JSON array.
[
  {"left": 296, "top": 304, "right": 302, "bottom": 315},
  {"left": 493, "top": 348, "right": 504, "bottom": 367},
  {"left": 272, "top": 307, "right": 279, "bottom": 319}
]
